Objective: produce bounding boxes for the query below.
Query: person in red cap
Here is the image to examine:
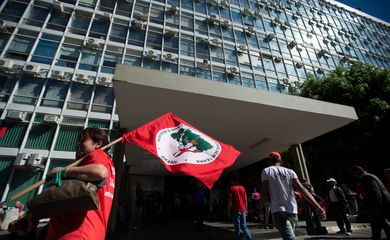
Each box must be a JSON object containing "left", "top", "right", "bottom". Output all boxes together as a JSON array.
[{"left": 259, "top": 152, "right": 326, "bottom": 240}]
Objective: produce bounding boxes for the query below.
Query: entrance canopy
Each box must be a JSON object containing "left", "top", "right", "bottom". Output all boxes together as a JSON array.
[{"left": 113, "top": 65, "right": 357, "bottom": 175}]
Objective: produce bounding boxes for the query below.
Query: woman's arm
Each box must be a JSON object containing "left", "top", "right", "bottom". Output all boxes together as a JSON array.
[{"left": 49, "top": 164, "right": 108, "bottom": 182}]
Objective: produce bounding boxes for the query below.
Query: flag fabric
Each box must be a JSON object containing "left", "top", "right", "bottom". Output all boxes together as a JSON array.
[
  {"left": 0, "top": 127, "right": 7, "bottom": 138},
  {"left": 124, "top": 112, "right": 240, "bottom": 189}
]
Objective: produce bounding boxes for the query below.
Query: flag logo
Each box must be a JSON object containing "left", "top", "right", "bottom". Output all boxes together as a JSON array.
[{"left": 156, "top": 124, "right": 221, "bottom": 165}]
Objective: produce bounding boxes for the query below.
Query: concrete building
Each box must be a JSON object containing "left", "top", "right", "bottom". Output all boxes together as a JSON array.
[{"left": 0, "top": 0, "right": 388, "bottom": 207}]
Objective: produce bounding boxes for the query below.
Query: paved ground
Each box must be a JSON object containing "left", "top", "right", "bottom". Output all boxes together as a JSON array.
[{"left": 0, "top": 220, "right": 387, "bottom": 239}]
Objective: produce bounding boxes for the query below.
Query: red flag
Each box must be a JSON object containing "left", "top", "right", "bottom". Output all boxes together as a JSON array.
[
  {"left": 0, "top": 127, "right": 7, "bottom": 138},
  {"left": 125, "top": 112, "right": 240, "bottom": 189}
]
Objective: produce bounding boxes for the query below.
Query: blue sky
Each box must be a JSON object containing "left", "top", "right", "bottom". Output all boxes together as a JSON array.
[{"left": 336, "top": 0, "right": 390, "bottom": 23}]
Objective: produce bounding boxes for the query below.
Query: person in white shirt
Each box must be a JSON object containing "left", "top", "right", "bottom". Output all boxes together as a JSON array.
[{"left": 260, "top": 152, "right": 326, "bottom": 240}]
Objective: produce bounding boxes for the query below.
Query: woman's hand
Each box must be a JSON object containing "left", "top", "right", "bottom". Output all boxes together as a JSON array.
[{"left": 48, "top": 167, "right": 64, "bottom": 178}]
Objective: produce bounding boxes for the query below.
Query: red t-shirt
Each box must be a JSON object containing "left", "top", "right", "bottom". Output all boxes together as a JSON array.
[
  {"left": 229, "top": 185, "right": 247, "bottom": 212},
  {"left": 46, "top": 149, "right": 115, "bottom": 240}
]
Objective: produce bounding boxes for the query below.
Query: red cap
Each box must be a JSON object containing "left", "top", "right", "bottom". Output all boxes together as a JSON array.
[{"left": 269, "top": 152, "right": 282, "bottom": 161}]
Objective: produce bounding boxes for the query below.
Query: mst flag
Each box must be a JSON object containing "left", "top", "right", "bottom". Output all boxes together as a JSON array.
[{"left": 124, "top": 112, "right": 240, "bottom": 189}]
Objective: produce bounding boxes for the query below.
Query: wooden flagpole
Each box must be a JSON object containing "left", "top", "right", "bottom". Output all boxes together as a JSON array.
[{"left": 10, "top": 137, "right": 123, "bottom": 201}]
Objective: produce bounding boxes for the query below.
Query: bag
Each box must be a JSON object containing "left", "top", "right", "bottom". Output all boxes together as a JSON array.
[{"left": 27, "top": 179, "right": 99, "bottom": 219}]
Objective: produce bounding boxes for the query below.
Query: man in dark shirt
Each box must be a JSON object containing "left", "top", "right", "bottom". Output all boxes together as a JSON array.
[{"left": 351, "top": 165, "right": 390, "bottom": 240}]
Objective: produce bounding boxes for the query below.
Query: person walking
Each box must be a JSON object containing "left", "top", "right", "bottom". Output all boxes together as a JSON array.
[
  {"left": 260, "top": 152, "right": 325, "bottom": 240},
  {"left": 228, "top": 176, "right": 253, "bottom": 240},
  {"left": 251, "top": 188, "right": 260, "bottom": 221},
  {"left": 351, "top": 165, "right": 390, "bottom": 240},
  {"left": 326, "top": 178, "right": 352, "bottom": 236}
]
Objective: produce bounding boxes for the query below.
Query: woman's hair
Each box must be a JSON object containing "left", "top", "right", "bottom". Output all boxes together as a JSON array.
[{"left": 80, "top": 127, "right": 109, "bottom": 152}]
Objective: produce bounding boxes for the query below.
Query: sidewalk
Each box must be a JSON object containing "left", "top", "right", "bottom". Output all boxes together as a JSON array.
[
  {"left": 0, "top": 220, "right": 370, "bottom": 239},
  {"left": 107, "top": 220, "right": 371, "bottom": 240}
]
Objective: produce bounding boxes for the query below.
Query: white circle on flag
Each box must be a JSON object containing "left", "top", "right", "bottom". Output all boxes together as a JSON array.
[{"left": 156, "top": 124, "right": 221, "bottom": 165}]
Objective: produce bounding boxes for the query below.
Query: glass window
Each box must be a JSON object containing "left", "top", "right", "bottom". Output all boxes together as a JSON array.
[
  {"left": 0, "top": 1, "right": 27, "bottom": 22},
  {"left": 79, "top": 49, "right": 102, "bottom": 71},
  {"left": 92, "top": 86, "right": 114, "bottom": 113},
  {"left": 101, "top": 52, "right": 122, "bottom": 74},
  {"left": 69, "top": 14, "right": 91, "bottom": 35},
  {"left": 128, "top": 28, "right": 145, "bottom": 47},
  {"left": 0, "top": 77, "right": 16, "bottom": 103},
  {"left": 56, "top": 44, "right": 80, "bottom": 68},
  {"left": 41, "top": 80, "right": 68, "bottom": 108},
  {"left": 225, "top": 48, "right": 238, "bottom": 65},
  {"left": 13, "top": 77, "right": 43, "bottom": 105},
  {"left": 24, "top": 6, "right": 49, "bottom": 27},
  {"left": 31, "top": 34, "right": 61, "bottom": 64},
  {"left": 149, "top": 6, "right": 164, "bottom": 25},
  {"left": 0, "top": 32, "right": 11, "bottom": 55},
  {"left": 5, "top": 35, "right": 36, "bottom": 61},
  {"left": 116, "top": 1, "right": 133, "bottom": 17},
  {"left": 180, "top": 35, "right": 194, "bottom": 57},
  {"left": 79, "top": 0, "right": 97, "bottom": 8},
  {"left": 89, "top": 18, "right": 110, "bottom": 39},
  {"left": 46, "top": 12, "right": 70, "bottom": 32},
  {"left": 164, "top": 36, "right": 179, "bottom": 54},
  {"left": 255, "top": 75, "right": 268, "bottom": 90},
  {"left": 109, "top": 24, "right": 128, "bottom": 43},
  {"left": 67, "top": 83, "right": 92, "bottom": 111},
  {"left": 211, "top": 47, "right": 224, "bottom": 64}
]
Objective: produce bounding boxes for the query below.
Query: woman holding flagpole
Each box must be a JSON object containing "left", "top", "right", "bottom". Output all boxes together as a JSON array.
[{"left": 45, "top": 128, "right": 116, "bottom": 240}]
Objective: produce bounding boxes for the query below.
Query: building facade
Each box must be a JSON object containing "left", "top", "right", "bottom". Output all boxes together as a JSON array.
[{"left": 0, "top": 0, "right": 389, "bottom": 205}]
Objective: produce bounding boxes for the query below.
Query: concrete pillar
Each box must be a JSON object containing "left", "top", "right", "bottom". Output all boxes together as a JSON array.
[{"left": 289, "top": 144, "right": 310, "bottom": 182}]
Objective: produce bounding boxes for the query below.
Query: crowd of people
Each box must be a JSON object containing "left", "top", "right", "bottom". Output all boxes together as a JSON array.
[{"left": 2, "top": 126, "right": 389, "bottom": 240}]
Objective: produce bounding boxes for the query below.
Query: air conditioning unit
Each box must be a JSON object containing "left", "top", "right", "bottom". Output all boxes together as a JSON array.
[
  {"left": 14, "top": 153, "right": 28, "bottom": 167},
  {"left": 202, "top": 59, "right": 210, "bottom": 67},
  {"left": 245, "top": 26, "right": 256, "bottom": 35},
  {"left": 219, "top": 0, "right": 229, "bottom": 8},
  {"left": 209, "top": 14, "right": 219, "bottom": 24},
  {"left": 210, "top": 38, "right": 222, "bottom": 47},
  {"left": 318, "top": 49, "right": 330, "bottom": 57},
  {"left": 202, "top": 38, "right": 210, "bottom": 46},
  {"left": 168, "top": 5, "right": 178, "bottom": 14},
  {"left": 164, "top": 28, "right": 177, "bottom": 37},
  {"left": 98, "top": 76, "right": 112, "bottom": 86},
  {"left": 7, "top": 111, "right": 27, "bottom": 121},
  {"left": 227, "top": 66, "right": 239, "bottom": 76},
  {"left": 265, "top": 33, "right": 275, "bottom": 41},
  {"left": 236, "top": 45, "right": 247, "bottom": 54},
  {"left": 43, "top": 114, "right": 60, "bottom": 124},
  {"left": 207, "top": 0, "right": 220, "bottom": 6},
  {"left": 51, "top": 70, "right": 64, "bottom": 78},
  {"left": 102, "top": 12, "right": 112, "bottom": 20},
  {"left": 252, "top": 11, "right": 262, "bottom": 19},
  {"left": 294, "top": 81, "right": 301, "bottom": 88},
  {"left": 133, "top": 19, "right": 146, "bottom": 30},
  {"left": 241, "top": 8, "right": 252, "bottom": 16},
  {"left": 221, "top": 19, "right": 232, "bottom": 28},
  {"left": 85, "top": 37, "right": 101, "bottom": 49},
  {"left": 287, "top": 40, "right": 297, "bottom": 49},
  {"left": 282, "top": 78, "right": 290, "bottom": 85},
  {"left": 0, "top": 59, "right": 14, "bottom": 72},
  {"left": 145, "top": 49, "right": 159, "bottom": 60},
  {"left": 296, "top": 11, "right": 302, "bottom": 16},
  {"left": 52, "top": 0, "right": 64, "bottom": 13},
  {"left": 75, "top": 73, "right": 88, "bottom": 83},
  {"left": 0, "top": 18, "right": 5, "bottom": 29},
  {"left": 274, "top": 57, "right": 282, "bottom": 63},
  {"left": 340, "top": 56, "right": 350, "bottom": 63},
  {"left": 317, "top": 68, "right": 324, "bottom": 74},
  {"left": 162, "top": 53, "right": 178, "bottom": 63},
  {"left": 23, "top": 63, "right": 41, "bottom": 75},
  {"left": 26, "top": 153, "right": 43, "bottom": 168},
  {"left": 295, "top": 62, "right": 303, "bottom": 68}
]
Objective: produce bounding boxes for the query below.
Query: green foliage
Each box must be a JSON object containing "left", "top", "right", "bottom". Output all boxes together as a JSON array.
[{"left": 299, "top": 62, "right": 390, "bottom": 187}]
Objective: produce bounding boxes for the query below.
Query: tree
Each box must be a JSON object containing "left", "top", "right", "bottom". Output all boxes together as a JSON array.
[{"left": 299, "top": 62, "right": 390, "bottom": 188}]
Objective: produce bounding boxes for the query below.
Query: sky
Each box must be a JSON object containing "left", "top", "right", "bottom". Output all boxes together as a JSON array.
[{"left": 336, "top": 0, "right": 390, "bottom": 23}]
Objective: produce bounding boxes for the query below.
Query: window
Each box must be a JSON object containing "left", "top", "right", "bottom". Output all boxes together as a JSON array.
[
  {"left": 89, "top": 17, "right": 110, "bottom": 39},
  {"left": 101, "top": 52, "right": 122, "bottom": 74},
  {"left": 5, "top": 31, "right": 38, "bottom": 60},
  {"left": 0, "top": 1, "right": 27, "bottom": 22},
  {"left": 69, "top": 14, "right": 91, "bottom": 35},
  {"left": 13, "top": 77, "right": 43, "bottom": 105},
  {"left": 0, "top": 32, "right": 11, "bottom": 55},
  {"left": 79, "top": 0, "right": 97, "bottom": 8},
  {"left": 46, "top": 12, "right": 70, "bottom": 32},
  {"left": 180, "top": 35, "right": 194, "bottom": 57},
  {"left": 128, "top": 28, "right": 146, "bottom": 47},
  {"left": 67, "top": 83, "right": 92, "bottom": 111},
  {"left": 56, "top": 44, "right": 80, "bottom": 68},
  {"left": 31, "top": 34, "right": 61, "bottom": 64},
  {"left": 78, "top": 49, "right": 102, "bottom": 71},
  {"left": 40, "top": 80, "right": 68, "bottom": 108},
  {"left": 211, "top": 47, "right": 224, "bottom": 64},
  {"left": 164, "top": 36, "right": 179, "bottom": 54},
  {"left": 124, "top": 50, "right": 142, "bottom": 66},
  {"left": 149, "top": 5, "right": 164, "bottom": 25},
  {"left": 146, "top": 29, "right": 163, "bottom": 50},
  {"left": 92, "top": 86, "right": 114, "bottom": 113},
  {"left": 109, "top": 23, "right": 128, "bottom": 43},
  {"left": 25, "top": 115, "right": 55, "bottom": 150},
  {"left": 24, "top": 6, "right": 49, "bottom": 27},
  {"left": 0, "top": 77, "right": 16, "bottom": 103}
]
